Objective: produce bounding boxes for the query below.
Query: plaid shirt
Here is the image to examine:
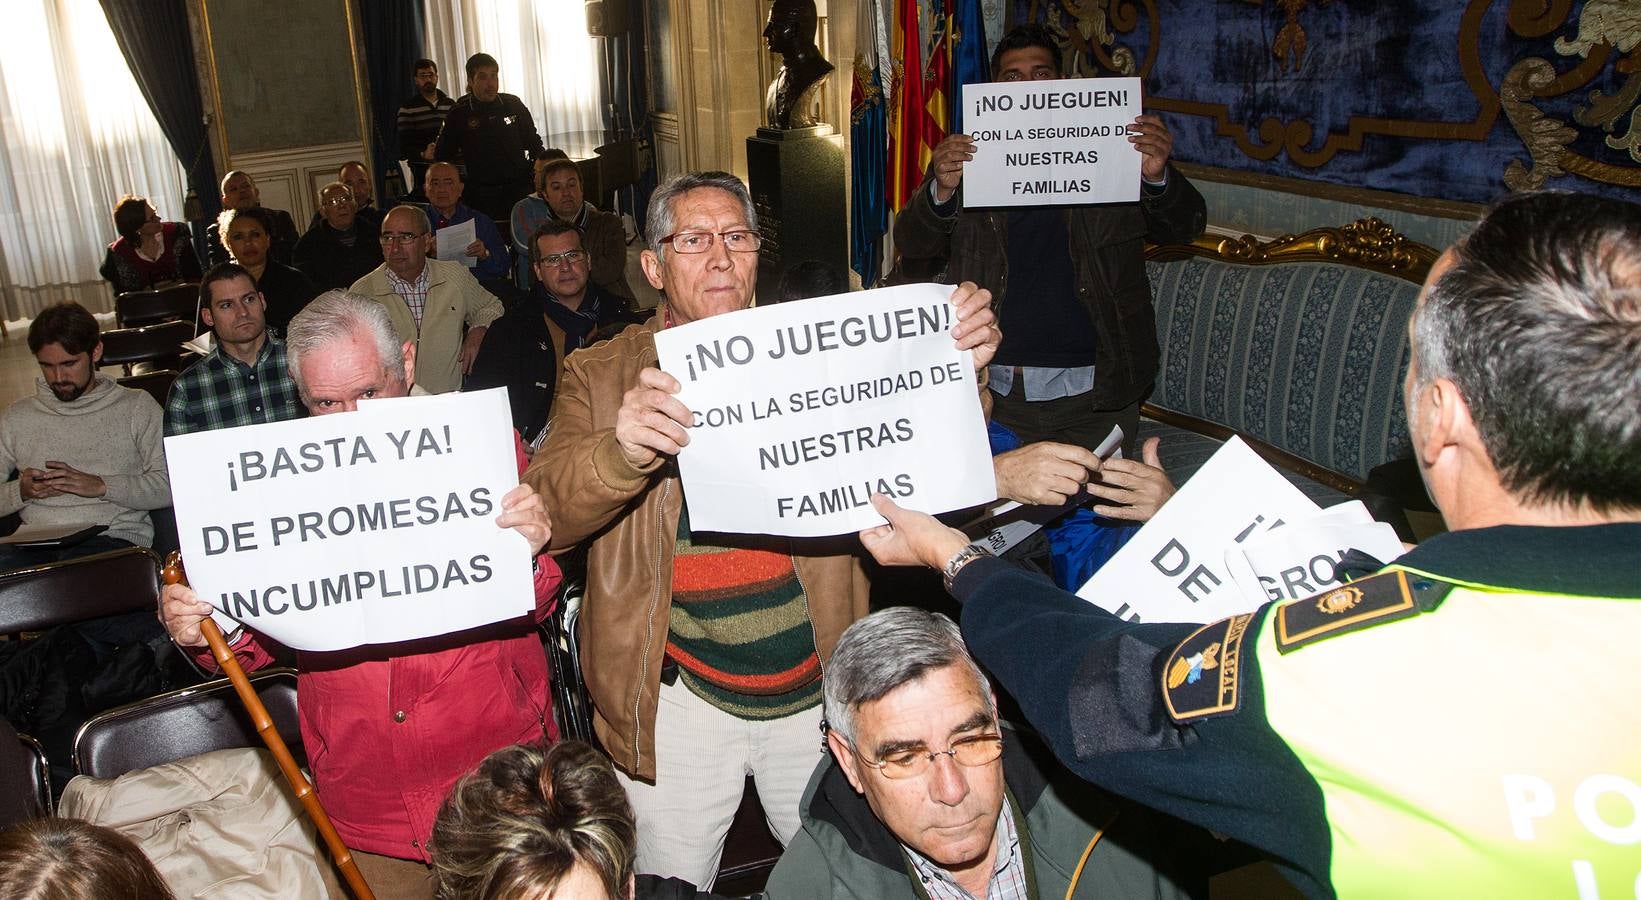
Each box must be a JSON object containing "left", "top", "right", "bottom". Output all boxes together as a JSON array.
[
  {"left": 386, "top": 263, "right": 431, "bottom": 326},
  {"left": 905, "top": 801, "right": 1029, "bottom": 900},
  {"left": 163, "top": 336, "right": 304, "bottom": 436}
]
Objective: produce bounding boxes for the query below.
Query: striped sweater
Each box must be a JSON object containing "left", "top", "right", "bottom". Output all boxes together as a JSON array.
[{"left": 666, "top": 509, "right": 822, "bottom": 719}]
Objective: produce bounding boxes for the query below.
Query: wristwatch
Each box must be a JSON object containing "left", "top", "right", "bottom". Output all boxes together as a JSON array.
[{"left": 941, "top": 543, "right": 993, "bottom": 593}]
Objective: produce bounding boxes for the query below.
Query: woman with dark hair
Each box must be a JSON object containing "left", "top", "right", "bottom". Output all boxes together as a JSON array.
[
  {"left": 97, "top": 195, "right": 202, "bottom": 293},
  {"left": 0, "top": 817, "right": 175, "bottom": 899},
  {"left": 432, "top": 741, "right": 718, "bottom": 900}
]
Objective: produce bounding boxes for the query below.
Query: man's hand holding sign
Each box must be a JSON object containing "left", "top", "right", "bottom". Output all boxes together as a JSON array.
[
  {"left": 926, "top": 35, "right": 1172, "bottom": 211},
  {"left": 648, "top": 283, "right": 1000, "bottom": 536},
  {"left": 154, "top": 290, "right": 562, "bottom": 881},
  {"left": 161, "top": 389, "right": 544, "bottom": 652}
]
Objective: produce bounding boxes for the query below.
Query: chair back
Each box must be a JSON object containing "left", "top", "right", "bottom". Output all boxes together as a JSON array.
[
  {"left": 0, "top": 546, "right": 161, "bottom": 636},
  {"left": 118, "top": 369, "right": 180, "bottom": 406},
  {"left": 98, "top": 321, "right": 195, "bottom": 374},
  {"left": 115, "top": 283, "right": 198, "bottom": 328},
  {"left": 73, "top": 668, "right": 302, "bottom": 780},
  {"left": 543, "top": 578, "right": 594, "bottom": 743},
  {"left": 0, "top": 718, "right": 50, "bottom": 824}
]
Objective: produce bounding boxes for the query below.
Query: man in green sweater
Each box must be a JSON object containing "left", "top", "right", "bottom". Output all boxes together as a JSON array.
[{"left": 0, "top": 302, "right": 171, "bottom": 573}]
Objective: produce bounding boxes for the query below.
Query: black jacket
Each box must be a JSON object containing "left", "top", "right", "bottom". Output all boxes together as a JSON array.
[
  {"left": 466, "top": 284, "right": 634, "bottom": 442},
  {"left": 254, "top": 261, "right": 319, "bottom": 338},
  {"left": 434, "top": 93, "right": 548, "bottom": 187},
  {"left": 893, "top": 168, "right": 1206, "bottom": 409},
  {"left": 292, "top": 218, "right": 383, "bottom": 291}
]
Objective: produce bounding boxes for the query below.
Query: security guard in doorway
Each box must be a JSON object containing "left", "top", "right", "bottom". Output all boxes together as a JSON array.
[{"left": 854, "top": 191, "right": 1641, "bottom": 899}]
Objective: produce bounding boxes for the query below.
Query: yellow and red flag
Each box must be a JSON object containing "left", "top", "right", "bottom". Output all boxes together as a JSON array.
[{"left": 888, "top": 0, "right": 926, "bottom": 211}]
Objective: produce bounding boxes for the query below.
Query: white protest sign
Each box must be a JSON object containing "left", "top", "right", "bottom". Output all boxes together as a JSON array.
[
  {"left": 163, "top": 388, "right": 534, "bottom": 652},
  {"left": 961, "top": 76, "right": 1142, "bottom": 208},
  {"left": 1076, "top": 437, "right": 1318, "bottom": 623},
  {"left": 1225, "top": 504, "right": 1406, "bottom": 604},
  {"left": 653, "top": 284, "right": 996, "bottom": 537}
]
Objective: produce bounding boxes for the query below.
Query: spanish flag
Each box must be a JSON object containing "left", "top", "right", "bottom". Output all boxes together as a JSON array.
[{"left": 888, "top": 0, "right": 926, "bottom": 211}]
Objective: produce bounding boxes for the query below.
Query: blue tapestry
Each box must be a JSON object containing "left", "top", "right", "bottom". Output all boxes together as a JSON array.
[{"left": 1000, "top": 1, "right": 1641, "bottom": 205}]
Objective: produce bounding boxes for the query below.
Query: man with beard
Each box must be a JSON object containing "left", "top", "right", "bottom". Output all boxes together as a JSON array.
[{"left": 0, "top": 302, "right": 170, "bottom": 570}]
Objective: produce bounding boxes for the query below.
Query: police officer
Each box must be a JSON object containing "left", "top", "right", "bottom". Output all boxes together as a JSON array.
[
  {"left": 856, "top": 191, "right": 1641, "bottom": 898},
  {"left": 433, "top": 53, "right": 550, "bottom": 225}
]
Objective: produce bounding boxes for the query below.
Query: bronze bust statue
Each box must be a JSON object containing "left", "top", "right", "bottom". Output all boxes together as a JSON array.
[{"left": 763, "top": 0, "right": 834, "bottom": 130}]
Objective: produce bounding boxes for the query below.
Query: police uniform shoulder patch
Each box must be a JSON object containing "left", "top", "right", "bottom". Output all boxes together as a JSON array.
[
  {"left": 1274, "top": 569, "right": 1450, "bottom": 654},
  {"left": 1163, "top": 613, "right": 1253, "bottom": 724}
]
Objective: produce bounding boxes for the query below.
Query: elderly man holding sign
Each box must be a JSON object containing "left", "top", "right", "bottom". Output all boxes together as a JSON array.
[
  {"left": 159, "top": 290, "right": 563, "bottom": 899},
  {"left": 525, "top": 171, "right": 999, "bottom": 886},
  {"left": 896, "top": 23, "right": 1205, "bottom": 463}
]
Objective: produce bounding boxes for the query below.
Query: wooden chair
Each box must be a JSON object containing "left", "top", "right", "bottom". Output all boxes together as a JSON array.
[
  {"left": 0, "top": 546, "right": 161, "bottom": 637},
  {"left": 115, "top": 283, "right": 198, "bottom": 329},
  {"left": 73, "top": 668, "right": 303, "bottom": 779},
  {"left": 0, "top": 717, "right": 50, "bottom": 824},
  {"left": 118, "top": 368, "right": 180, "bottom": 406},
  {"left": 97, "top": 321, "right": 194, "bottom": 376}
]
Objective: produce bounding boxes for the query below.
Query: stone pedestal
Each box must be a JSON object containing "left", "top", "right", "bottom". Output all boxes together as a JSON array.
[{"left": 746, "top": 124, "right": 847, "bottom": 302}]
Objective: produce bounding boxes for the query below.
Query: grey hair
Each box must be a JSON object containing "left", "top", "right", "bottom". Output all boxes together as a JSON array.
[
  {"left": 285, "top": 290, "right": 405, "bottom": 398},
  {"left": 823, "top": 607, "right": 994, "bottom": 745},
  {"left": 1410, "top": 191, "right": 1641, "bottom": 512},
  {"left": 317, "top": 180, "right": 352, "bottom": 203},
  {"left": 385, "top": 203, "right": 432, "bottom": 236},
  {"left": 643, "top": 171, "right": 758, "bottom": 261}
]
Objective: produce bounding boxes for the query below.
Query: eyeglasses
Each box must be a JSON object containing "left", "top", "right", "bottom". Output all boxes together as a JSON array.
[
  {"left": 537, "top": 250, "right": 587, "bottom": 267},
  {"left": 379, "top": 232, "right": 426, "bottom": 246},
  {"left": 851, "top": 733, "right": 1004, "bottom": 780},
  {"left": 658, "top": 229, "right": 763, "bottom": 254},
  {"left": 321, "top": 198, "right": 355, "bottom": 208}
]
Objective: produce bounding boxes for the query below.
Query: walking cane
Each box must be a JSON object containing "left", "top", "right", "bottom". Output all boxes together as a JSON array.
[{"left": 162, "top": 552, "right": 377, "bottom": 900}]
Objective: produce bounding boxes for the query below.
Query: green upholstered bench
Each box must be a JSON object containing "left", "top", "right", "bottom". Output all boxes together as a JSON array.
[{"left": 1138, "top": 218, "right": 1441, "bottom": 511}]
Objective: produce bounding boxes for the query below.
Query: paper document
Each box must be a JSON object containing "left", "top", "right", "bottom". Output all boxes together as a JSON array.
[
  {"left": 435, "top": 219, "right": 479, "bottom": 267},
  {"left": 652, "top": 284, "right": 996, "bottom": 536},
  {"left": 1075, "top": 438, "right": 1407, "bottom": 624},
  {"left": 163, "top": 388, "right": 533, "bottom": 652}
]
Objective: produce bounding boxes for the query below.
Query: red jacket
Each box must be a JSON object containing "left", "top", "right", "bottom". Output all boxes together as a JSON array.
[{"left": 198, "top": 436, "right": 562, "bottom": 861}]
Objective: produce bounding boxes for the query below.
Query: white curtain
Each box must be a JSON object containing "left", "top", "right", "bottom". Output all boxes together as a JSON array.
[
  {"left": 424, "top": 0, "right": 605, "bottom": 144},
  {"left": 0, "top": 0, "right": 186, "bottom": 319}
]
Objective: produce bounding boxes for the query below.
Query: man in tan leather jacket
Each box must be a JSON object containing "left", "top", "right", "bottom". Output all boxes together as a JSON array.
[{"left": 524, "top": 171, "right": 998, "bottom": 887}]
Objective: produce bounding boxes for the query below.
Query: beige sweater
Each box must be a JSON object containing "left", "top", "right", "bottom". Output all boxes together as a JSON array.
[{"left": 0, "top": 376, "right": 171, "bottom": 546}]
